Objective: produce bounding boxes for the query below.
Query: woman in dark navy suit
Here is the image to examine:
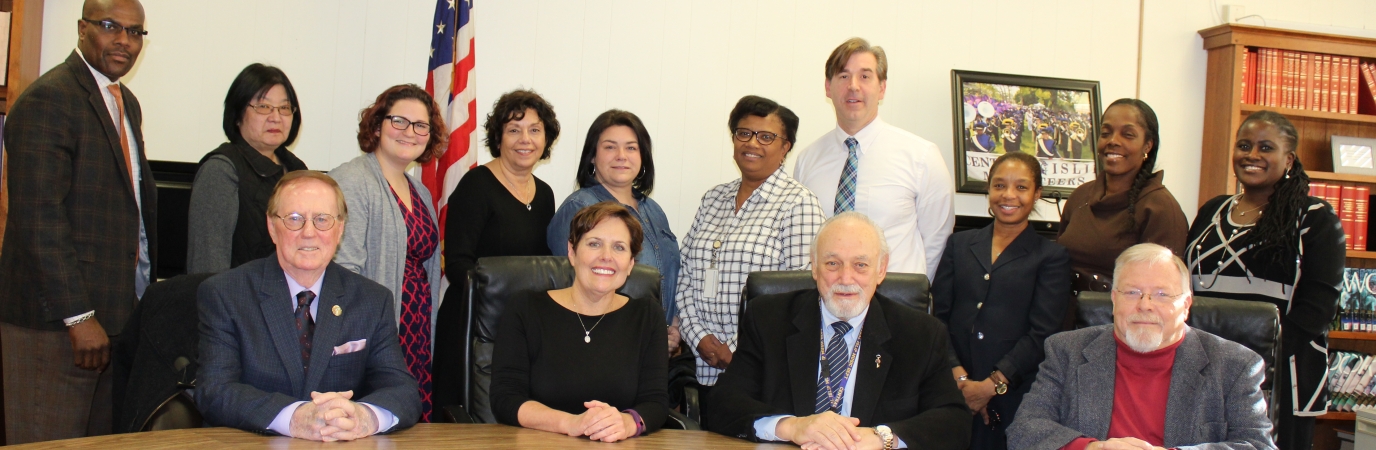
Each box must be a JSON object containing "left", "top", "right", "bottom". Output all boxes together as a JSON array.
[{"left": 932, "top": 151, "right": 1072, "bottom": 450}]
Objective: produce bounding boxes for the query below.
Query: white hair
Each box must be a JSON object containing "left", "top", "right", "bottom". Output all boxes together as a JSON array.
[
  {"left": 1111, "top": 243, "right": 1191, "bottom": 297},
  {"left": 810, "top": 212, "right": 890, "bottom": 261}
]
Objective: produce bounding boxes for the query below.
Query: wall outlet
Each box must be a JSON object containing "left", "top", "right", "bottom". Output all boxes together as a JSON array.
[{"left": 1222, "top": 5, "right": 1246, "bottom": 23}]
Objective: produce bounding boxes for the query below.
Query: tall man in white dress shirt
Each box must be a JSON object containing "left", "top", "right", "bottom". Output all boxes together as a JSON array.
[{"left": 793, "top": 37, "right": 955, "bottom": 276}]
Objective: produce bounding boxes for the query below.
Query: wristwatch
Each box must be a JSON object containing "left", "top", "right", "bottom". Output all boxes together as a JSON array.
[
  {"left": 874, "top": 425, "right": 895, "bottom": 450},
  {"left": 992, "top": 371, "right": 1009, "bottom": 395}
]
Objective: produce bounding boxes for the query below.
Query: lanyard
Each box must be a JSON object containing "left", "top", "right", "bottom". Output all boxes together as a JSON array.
[{"left": 819, "top": 326, "right": 864, "bottom": 412}]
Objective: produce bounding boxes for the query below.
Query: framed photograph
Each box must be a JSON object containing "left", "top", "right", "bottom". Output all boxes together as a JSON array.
[
  {"left": 1332, "top": 135, "right": 1376, "bottom": 177},
  {"left": 950, "top": 70, "right": 1102, "bottom": 197}
]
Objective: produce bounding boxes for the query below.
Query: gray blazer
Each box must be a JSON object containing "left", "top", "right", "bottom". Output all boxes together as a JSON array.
[
  {"left": 330, "top": 153, "right": 443, "bottom": 333},
  {"left": 1007, "top": 324, "right": 1275, "bottom": 450}
]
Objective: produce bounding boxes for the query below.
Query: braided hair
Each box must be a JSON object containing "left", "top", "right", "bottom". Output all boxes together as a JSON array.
[
  {"left": 1239, "top": 110, "right": 1309, "bottom": 265},
  {"left": 1104, "top": 98, "right": 1161, "bottom": 231}
]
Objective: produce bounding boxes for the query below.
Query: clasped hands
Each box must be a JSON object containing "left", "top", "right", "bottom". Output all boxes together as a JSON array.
[
  {"left": 697, "top": 334, "right": 733, "bottom": 369},
  {"left": 953, "top": 367, "right": 996, "bottom": 425},
  {"left": 1086, "top": 437, "right": 1168, "bottom": 450},
  {"left": 562, "top": 400, "right": 637, "bottom": 442},
  {"left": 777, "top": 411, "right": 884, "bottom": 450},
  {"left": 290, "top": 390, "right": 379, "bottom": 442}
]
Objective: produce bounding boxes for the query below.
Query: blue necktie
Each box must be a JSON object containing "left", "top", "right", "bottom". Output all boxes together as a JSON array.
[
  {"left": 816, "top": 321, "right": 854, "bottom": 414},
  {"left": 296, "top": 290, "right": 316, "bottom": 373},
  {"left": 834, "top": 137, "right": 859, "bottom": 214}
]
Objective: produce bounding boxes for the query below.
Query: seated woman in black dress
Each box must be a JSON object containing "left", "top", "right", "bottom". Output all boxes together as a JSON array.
[
  {"left": 491, "top": 201, "right": 669, "bottom": 442},
  {"left": 932, "top": 151, "right": 1071, "bottom": 450}
]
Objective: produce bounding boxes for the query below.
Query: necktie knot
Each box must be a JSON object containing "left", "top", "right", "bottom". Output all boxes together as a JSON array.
[
  {"left": 844, "top": 137, "right": 858, "bottom": 153},
  {"left": 296, "top": 290, "right": 316, "bottom": 310},
  {"left": 107, "top": 83, "right": 122, "bottom": 101},
  {"left": 830, "top": 320, "right": 853, "bottom": 336}
]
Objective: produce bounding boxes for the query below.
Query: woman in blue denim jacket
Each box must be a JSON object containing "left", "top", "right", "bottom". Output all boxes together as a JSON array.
[{"left": 548, "top": 109, "right": 681, "bottom": 355}]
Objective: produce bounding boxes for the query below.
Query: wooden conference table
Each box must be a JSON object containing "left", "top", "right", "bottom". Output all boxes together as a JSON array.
[{"left": 9, "top": 424, "right": 795, "bottom": 449}]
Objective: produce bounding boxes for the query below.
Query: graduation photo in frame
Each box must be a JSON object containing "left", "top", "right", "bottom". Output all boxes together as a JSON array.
[{"left": 951, "top": 70, "right": 1102, "bottom": 197}]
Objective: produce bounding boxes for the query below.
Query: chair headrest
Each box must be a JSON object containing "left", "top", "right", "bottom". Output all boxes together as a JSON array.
[
  {"left": 469, "top": 256, "right": 662, "bottom": 341},
  {"left": 743, "top": 270, "right": 931, "bottom": 314}
]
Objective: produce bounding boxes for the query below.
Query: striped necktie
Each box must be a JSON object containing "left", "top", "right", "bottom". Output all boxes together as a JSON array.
[
  {"left": 815, "top": 321, "right": 854, "bottom": 414},
  {"left": 834, "top": 137, "right": 859, "bottom": 214},
  {"left": 296, "top": 290, "right": 316, "bottom": 372}
]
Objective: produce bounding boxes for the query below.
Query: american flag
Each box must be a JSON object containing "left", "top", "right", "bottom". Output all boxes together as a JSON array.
[{"left": 420, "top": 0, "right": 477, "bottom": 283}]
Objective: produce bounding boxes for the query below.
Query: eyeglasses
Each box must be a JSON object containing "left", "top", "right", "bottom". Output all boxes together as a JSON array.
[
  {"left": 385, "top": 116, "right": 431, "bottom": 136},
  {"left": 249, "top": 103, "right": 296, "bottom": 117},
  {"left": 274, "top": 213, "right": 339, "bottom": 232},
  {"left": 81, "top": 18, "right": 148, "bottom": 38},
  {"left": 733, "top": 128, "right": 783, "bottom": 146},
  {"left": 1114, "top": 288, "right": 1186, "bottom": 303}
]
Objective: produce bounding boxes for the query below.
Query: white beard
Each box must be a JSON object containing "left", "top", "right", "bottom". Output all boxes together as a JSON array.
[
  {"left": 1123, "top": 325, "right": 1164, "bottom": 353},
  {"left": 822, "top": 283, "right": 866, "bottom": 320}
]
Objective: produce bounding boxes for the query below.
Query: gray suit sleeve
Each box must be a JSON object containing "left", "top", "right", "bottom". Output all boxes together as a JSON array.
[
  {"left": 1006, "top": 335, "right": 1090, "bottom": 450},
  {"left": 186, "top": 155, "right": 238, "bottom": 274},
  {"left": 1177, "top": 352, "right": 1277, "bottom": 450},
  {"left": 194, "top": 279, "right": 301, "bottom": 432}
]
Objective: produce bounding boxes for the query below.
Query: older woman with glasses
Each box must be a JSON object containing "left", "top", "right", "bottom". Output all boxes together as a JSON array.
[
  {"left": 675, "top": 95, "right": 825, "bottom": 406},
  {"left": 187, "top": 63, "right": 306, "bottom": 273},
  {"left": 330, "top": 84, "right": 447, "bottom": 422}
]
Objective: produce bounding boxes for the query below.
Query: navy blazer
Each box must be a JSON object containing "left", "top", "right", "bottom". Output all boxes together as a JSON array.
[
  {"left": 707, "top": 289, "right": 970, "bottom": 449},
  {"left": 931, "top": 224, "right": 1070, "bottom": 418},
  {"left": 195, "top": 257, "right": 420, "bottom": 433}
]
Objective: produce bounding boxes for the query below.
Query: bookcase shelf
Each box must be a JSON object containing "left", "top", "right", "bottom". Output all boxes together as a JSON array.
[
  {"left": 1239, "top": 103, "right": 1376, "bottom": 125},
  {"left": 1309, "top": 171, "right": 1376, "bottom": 185},
  {"left": 1331, "top": 331, "right": 1376, "bottom": 341},
  {"left": 1318, "top": 411, "right": 1356, "bottom": 421}
]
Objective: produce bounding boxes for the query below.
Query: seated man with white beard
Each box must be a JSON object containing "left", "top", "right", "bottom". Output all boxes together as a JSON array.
[
  {"left": 707, "top": 212, "right": 970, "bottom": 450},
  {"left": 1007, "top": 243, "right": 1275, "bottom": 450}
]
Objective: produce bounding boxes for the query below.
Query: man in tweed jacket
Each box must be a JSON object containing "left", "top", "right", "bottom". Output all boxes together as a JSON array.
[
  {"left": 0, "top": 0, "right": 155, "bottom": 443},
  {"left": 1008, "top": 244, "right": 1275, "bottom": 450}
]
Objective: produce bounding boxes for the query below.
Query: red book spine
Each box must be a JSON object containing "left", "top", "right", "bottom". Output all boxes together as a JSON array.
[
  {"left": 1241, "top": 50, "right": 1251, "bottom": 104},
  {"left": 1259, "top": 49, "right": 1270, "bottom": 106},
  {"left": 1302, "top": 52, "right": 1313, "bottom": 110},
  {"left": 1252, "top": 51, "right": 1261, "bottom": 105},
  {"left": 1357, "top": 185, "right": 1369, "bottom": 251},
  {"left": 1360, "top": 62, "right": 1376, "bottom": 114},
  {"left": 1314, "top": 54, "right": 1324, "bottom": 111},
  {"left": 1272, "top": 49, "right": 1282, "bottom": 107},
  {"left": 1328, "top": 183, "right": 1343, "bottom": 218},
  {"left": 1325, "top": 55, "right": 1335, "bottom": 112},
  {"left": 1343, "top": 184, "right": 1357, "bottom": 250},
  {"left": 1311, "top": 182, "right": 1327, "bottom": 199},
  {"left": 1342, "top": 57, "right": 1353, "bottom": 114},
  {"left": 1352, "top": 57, "right": 1361, "bottom": 114},
  {"left": 1284, "top": 51, "right": 1295, "bottom": 108}
]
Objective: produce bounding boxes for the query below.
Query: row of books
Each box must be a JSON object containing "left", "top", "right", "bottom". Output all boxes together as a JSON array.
[
  {"left": 1329, "top": 350, "right": 1376, "bottom": 412},
  {"left": 1335, "top": 268, "right": 1376, "bottom": 332},
  {"left": 1310, "top": 182, "right": 1369, "bottom": 251},
  {"left": 1239, "top": 47, "right": 1372, "bottom": 114}
]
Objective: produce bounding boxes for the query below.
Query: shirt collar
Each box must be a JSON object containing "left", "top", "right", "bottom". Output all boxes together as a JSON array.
[
  {"left": 75, "top": 48, "right": 118, "bottom": 87},
  {"left": 724, "top": 166, "right": 790, "bottom": 206},
  {"left": 284, "top": 268, "right": 326, "bottom": 310},
  {"left": 833, "top": 116, "right": 885, "bottom": 157}
]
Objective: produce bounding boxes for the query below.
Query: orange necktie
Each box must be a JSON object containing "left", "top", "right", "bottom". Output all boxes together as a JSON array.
[{"left": 107, "top": 84, "right": 134, "bottom": 191}]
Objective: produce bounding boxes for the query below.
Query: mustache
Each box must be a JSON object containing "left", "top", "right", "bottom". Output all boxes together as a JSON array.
[
  {"left": 830, "top": 284, "right": 862, "bottom": 295},
  {"left": 1126, "top": 313, "right": 1162, "bottom": 325}
]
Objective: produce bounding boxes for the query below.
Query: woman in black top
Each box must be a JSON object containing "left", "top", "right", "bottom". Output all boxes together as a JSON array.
[
  {"left": 433, "top": 89, "right": 560, "bottom": 409},
  {"left": 491, "top": 201, "right": 669, "bottom": 441},
  {"left": 1186, "top": 111, "right": 1344, "bottom": 450},
  {"left": 186, "top": 63, "right": 306, "bottom": 273},
  {"left": 932, "top": 152, "right": 1070, "bottom": 450}
]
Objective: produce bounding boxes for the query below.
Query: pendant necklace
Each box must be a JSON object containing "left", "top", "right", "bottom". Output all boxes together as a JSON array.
[
  {"left": 495, "top": 163, "right": 534, "bottom": 211},
  {"left": 574, "top": 300, "right": 609, "bottom": 343}
]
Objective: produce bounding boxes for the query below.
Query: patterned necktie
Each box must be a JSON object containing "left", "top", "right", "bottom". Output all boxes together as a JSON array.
[
  {"left": 296, "top": 290, "right": 316, "bottom": 372},
  {"left": 816, "top": 321, "right": 854, "bottom": 414},
  {"left": 834, "top": 137, "right": 860, "bottom": 214},
  {"left": 106, "top": 84, "right": 135, "bottom": 192}
]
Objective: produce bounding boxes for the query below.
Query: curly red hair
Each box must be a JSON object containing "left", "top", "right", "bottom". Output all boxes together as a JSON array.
[{"left": 356, "top": 84, "right": 448, "bottom": 164}]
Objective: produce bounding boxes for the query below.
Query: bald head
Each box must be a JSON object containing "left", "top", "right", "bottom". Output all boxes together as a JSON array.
[{"left": 78, "top": 0, "right": 145, "bottom": 80}]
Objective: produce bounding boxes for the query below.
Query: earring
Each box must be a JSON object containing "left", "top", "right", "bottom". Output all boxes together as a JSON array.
[{"left": 1285, "top": 167, "right": 1291, "bottom": 179}]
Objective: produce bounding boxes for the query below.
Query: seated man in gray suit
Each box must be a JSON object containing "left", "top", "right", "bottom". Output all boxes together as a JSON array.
[
  {"left": 196, "top": 171, "right": 420, "bottom": 441},
  {"left": 1008, "top": 243, "right": 1274, "bottom": 450}
]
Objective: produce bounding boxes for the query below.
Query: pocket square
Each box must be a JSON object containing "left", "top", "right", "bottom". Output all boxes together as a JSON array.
[{"left": 332, "top": 339, "right": 367, "bottom": 356}]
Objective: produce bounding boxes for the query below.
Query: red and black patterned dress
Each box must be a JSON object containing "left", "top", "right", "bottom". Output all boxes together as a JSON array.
[{"left": 393, "top": 183, "right": 439, "bottom": 422}]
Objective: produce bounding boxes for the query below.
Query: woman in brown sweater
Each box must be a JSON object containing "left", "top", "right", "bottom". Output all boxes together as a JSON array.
[{"left": 1057, "top": 99, "right": 1189, "bottom": 319}]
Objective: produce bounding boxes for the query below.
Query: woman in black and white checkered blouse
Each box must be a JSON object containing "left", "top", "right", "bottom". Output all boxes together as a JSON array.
[{"left": 675, "top": 95, "right": 826, "bottom": 391}]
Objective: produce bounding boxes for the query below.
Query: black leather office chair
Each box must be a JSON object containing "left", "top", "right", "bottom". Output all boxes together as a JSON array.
[
  {"left": 742, "top": 270, "right": 932, "bottom": 315},
  {"left": 1074, "top": 291, "right": 1281, "bottom": 390},
  {"left": 458, "top": 256, "right": 697, "bottom": 429},
  {"left": 111, "top": 273, "right": 213, "bottom": 433}
]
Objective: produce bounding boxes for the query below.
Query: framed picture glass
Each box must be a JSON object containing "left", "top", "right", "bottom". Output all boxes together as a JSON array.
[{"left": 950, "top": 70, "right": 1102, "bottom": 197}]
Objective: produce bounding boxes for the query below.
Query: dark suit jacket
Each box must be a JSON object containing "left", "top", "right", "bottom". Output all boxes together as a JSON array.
[
  {"left": 194, "top": 257, "right": 420, "bottom": 433},
  {"left": 1007, "top": 325, "right": 1275, "bottom": 450},
  {"left": 0, "top": 50, "right": 156, "bottom": 334},
  {"left": 931, "top": 224, "right": 1070, "bottom": 418},
  {"left": 707, "top": 289, "right": 970, "bottom": 449}
]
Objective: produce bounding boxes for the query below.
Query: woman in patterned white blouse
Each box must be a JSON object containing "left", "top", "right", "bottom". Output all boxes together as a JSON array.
[
  {"left": 675, "top": 96, "right": 826, "bottom": 402},
  {"left": 1185, "top": 110, "right": 1344, "bottom": 450}
]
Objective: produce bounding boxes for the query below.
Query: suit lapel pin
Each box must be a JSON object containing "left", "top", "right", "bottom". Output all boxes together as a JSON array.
[
  {"left": 332, "top": 305, "right": 342, "bottom": 316},
  {"left": 875, "top": 354, "right": 882, "bottom": 368}
]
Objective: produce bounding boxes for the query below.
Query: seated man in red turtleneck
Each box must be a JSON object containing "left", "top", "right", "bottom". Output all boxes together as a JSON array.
[{"left": 1007, "top": 243, "right": 1275, "bottom": 450}]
